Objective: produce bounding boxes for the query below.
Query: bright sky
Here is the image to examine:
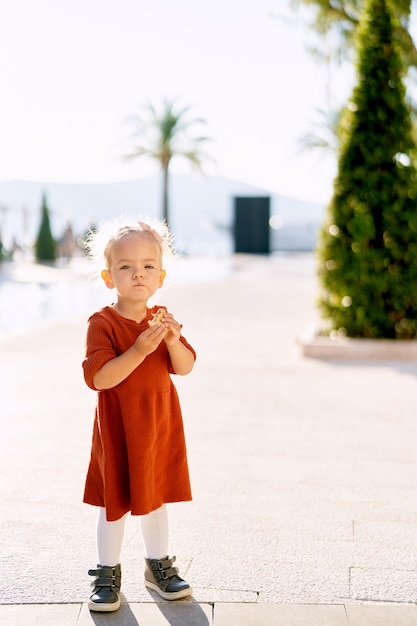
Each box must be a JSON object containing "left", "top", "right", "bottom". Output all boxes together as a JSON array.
[{"left": 1, "top": 0, "right": 354, "bottom": 205}]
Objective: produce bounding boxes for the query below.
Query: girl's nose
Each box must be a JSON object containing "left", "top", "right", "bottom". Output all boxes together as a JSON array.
[{"left": 133, "top": 268, "right": 144, "bottom": 279}]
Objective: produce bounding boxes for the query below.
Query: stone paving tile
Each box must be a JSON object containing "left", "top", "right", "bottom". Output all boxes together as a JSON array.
[
  {"left": 190, "top": 589, "right": 259, "bottom": 603},
  {"left": 353, "top": 461, "right": 417, "bottom": 489},
  {"left": 275, "top": 537, "right": 417, "bottom": 572},
  {"left": 277, "top": 517, "right": 354, "bottom": 542},
  {"left": 0, "top": 604, "right": 81, "bottom": 626},
  {"left": 354, "top": 520, "right": 417, "bottom": 547},
  {"left": 257, "top": 565, "right": 350, "bottom": 604},
  {"left": 213, "top": 603, "right": 348, "bottom": 625},
  {"left": 346, "top": 604, "right": 417, "bottom": 626},
  {"left": 350, "top": 567, "right": 417, "bottom": 603}
]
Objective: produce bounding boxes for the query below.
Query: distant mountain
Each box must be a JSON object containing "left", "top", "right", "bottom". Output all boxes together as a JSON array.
[{"left": 0, "top": 175, "right": 325, "bottom": 253}]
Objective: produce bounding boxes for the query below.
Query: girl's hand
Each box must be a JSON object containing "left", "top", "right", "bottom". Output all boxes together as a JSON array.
[
  {"left": 162, "top": 310, "right": 195, "bottom": 374},
  {"left": 134, "top": 323, "right": 168, "bottom": 356},
  {"left": 161, "top": 311, "right": 183, "bottom": 345}
]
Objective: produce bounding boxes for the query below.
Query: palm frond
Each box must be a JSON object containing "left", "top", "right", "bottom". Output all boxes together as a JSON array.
[{"left": 123, "top": 98, "right": 214, "bottom": 224}]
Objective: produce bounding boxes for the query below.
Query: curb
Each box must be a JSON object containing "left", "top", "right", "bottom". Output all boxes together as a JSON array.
[{"left": 299, "top": 331, "right": 417, "bottom": 360}]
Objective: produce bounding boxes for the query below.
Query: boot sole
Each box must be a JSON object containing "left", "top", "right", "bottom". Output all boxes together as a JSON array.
[
  {"left": 144, "top": 580, "right": 193, "bottom": 600},
  {"left": 88, "top": 598, "right": 121, "bottom": 612}
]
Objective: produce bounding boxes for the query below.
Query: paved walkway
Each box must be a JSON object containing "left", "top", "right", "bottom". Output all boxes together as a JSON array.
[{"left": 2, "top": 253, "right": 417, "bottom": 625}]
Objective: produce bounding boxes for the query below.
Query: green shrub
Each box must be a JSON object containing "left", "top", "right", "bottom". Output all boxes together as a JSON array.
[
  {"left": 317, "top": 0, "right": 417, "bottom": 339},
  {"left": 35, "top": 193, "right": 57, "bottom": 262}
]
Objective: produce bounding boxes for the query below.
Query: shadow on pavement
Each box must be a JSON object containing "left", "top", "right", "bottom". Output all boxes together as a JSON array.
[
  {"left": 88, "top": 596, "right": 210, "bottom": 625},
  {"left": 155, "top": 599, "right": 211, "bottom": 625},
  {"left": 89, "top": 602, "right": 139, "bottom": 625}
]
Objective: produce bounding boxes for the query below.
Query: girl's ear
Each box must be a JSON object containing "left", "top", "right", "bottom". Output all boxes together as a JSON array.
[
  {"left": 159, "top": 269, "right": 166, "bottom": 288},
  {"left": 101, "top": 269, "right": 114, "bottom": 289}
]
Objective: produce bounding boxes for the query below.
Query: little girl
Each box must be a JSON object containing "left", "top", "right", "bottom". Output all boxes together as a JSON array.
[{"left": 82, "top": 217, "right": 196, "bottom": 612}]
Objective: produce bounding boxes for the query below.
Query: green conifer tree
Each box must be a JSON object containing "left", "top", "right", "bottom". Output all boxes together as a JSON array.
[
  {"left": 35, "top": 193, "right": 56, "bottom": 262},
  {"left": 317, "top": 0, "right": 417, "bottom": 338}
]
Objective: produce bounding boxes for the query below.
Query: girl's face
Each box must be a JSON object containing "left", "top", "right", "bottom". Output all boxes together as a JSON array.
[{"left": 101, "top": 231, "right": 165, "bottom": 303}]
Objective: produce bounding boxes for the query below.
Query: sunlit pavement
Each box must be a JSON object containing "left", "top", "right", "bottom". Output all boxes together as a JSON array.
[{"left": 2, "top": 253, "right": 417, "bottom": 625}]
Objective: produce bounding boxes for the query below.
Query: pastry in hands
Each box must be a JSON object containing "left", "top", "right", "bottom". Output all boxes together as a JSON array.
[{"left": 148, "top": 308, "right": 166, "bottom": 327}]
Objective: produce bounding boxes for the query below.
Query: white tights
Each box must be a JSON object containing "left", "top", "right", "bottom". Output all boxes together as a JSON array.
[{"left": 96, "top": 504, "right": 169, "bottom": 566}]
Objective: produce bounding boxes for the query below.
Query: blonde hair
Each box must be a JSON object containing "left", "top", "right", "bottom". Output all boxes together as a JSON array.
[{"left": 84, "top": 214, "right": 175, "bottom": 279}]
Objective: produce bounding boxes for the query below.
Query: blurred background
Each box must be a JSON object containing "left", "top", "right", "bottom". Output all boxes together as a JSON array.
[
  {"left": 0, "top": 0, "right": 354, "bottom": 252},
  {"left": 2, "top": 0, "right": 412, "bottom": 334}
]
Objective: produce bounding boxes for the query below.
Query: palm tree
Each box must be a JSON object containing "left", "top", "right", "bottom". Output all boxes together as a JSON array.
[
  {"left": 292, "top": 1, "right": 417, "bottom": 162},
  {"left": 289, "top": 0, "right": 417, "bottom": 70},
  {"left": 298, "top": 107, "right": 343, "bottom": 155},
  {"left": 124, "top": 99, "right": 211, "bottom": 226}
]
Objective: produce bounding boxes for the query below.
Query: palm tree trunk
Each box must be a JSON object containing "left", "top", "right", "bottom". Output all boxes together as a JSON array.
[{"left": 162, "top": 165, "right": 169, "bottom": 225}]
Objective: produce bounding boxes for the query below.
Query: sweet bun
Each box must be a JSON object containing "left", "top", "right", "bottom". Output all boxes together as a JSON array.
[{"left": 148, "top": 308, "right": 166, "bottom": 327}]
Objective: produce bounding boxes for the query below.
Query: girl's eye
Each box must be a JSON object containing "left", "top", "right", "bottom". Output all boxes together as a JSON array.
[
  {"left": 120, "top": 265, "right": 130, "bottom": 270},
  {"left": 145, "top": 264, "right": 155, "bottom": 269}
]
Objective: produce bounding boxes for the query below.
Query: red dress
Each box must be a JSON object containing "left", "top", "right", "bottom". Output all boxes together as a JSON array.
[{"left": 82, "top": 305, "right": 195, "bottom": 521}]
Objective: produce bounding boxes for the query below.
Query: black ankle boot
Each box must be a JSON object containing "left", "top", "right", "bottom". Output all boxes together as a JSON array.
[
  {"left": 88, "top": 564, "right": 121, "bottom": 612},
  {"left": 144, "top": 556, "right": 192, "bottom": 600}
]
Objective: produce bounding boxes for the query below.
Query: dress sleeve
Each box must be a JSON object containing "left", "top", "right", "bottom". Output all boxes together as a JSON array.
[
  {"left": 82, "top": 312, "right": 117, "bottom": 390},
  {"left": 167, "top": 335, "right": 197, "bottom": 374}
]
